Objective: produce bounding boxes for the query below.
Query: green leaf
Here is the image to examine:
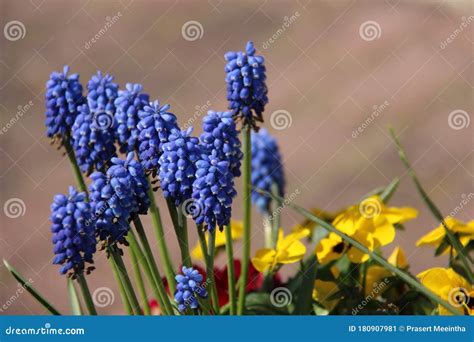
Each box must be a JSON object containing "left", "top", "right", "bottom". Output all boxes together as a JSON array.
[
  {"left": 67, "top": 278, "right": 83, "bottom": 315},
  {"left": 390, "top": 128, "right": 473, "bottom": 283},
  {"left": 380, "top": 178, "right": 400, "bottom": 203},
  {"left": 294, "top": 255, "right": 317, "bottom": 315},
  {"left": 3, "top": 259, "right": 61, "bottom": 315}
]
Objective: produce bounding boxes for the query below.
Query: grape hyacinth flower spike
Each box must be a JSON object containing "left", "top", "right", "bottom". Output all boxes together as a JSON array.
[
  {"left": 174, "top": 266, "right": 208, "bottom": 312},
  {"left": 45, "top": 65, "right": 84, "bottom": 142},
  {"left": 86, "top": 71, "right": 119, "bottom": 116},
  {"left": 137, "top": 100, "right": 179, "bottom": 175},
  {"left": 114, "top": 83, "right": 150, "bottom": 153},
  {"left": 251, "top": 128, "right": 285, "bottom": 213},
  {"left": 71, "top": 104, "right": 117, "bottom": 174},
  {"left": 50, "top": 186, "right": 96, "bottom": 277},
  {"left": 89, "top": 152, "right": 150, "bottom": 247},
  {"left": 158, "top": 128, "right": 200, "bottom": 206},
  {"left": 225, "top": 41, "right": 268, "bottom": 129},
  {"left": 200, "top": 110, "right": 243, "bottom": 177}
]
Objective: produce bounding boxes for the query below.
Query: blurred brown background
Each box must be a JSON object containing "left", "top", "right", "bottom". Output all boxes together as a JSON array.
[{"left": 0, "top": 0, "right": 472, "bottom": 314}]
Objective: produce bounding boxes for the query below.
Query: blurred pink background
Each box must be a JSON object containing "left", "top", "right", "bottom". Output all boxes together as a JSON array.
[{"left": 0, "top": 0, "right": 472, "bottom": 314}]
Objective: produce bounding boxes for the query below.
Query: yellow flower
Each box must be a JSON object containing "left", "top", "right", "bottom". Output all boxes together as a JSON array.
[
  {"left": 315, "top": 196, "right": 417, "bottom": 264},
  {"left": 364, "top": 247, "right": 408, "bottom": 296},
  {"left": 191, "top": 220, "right": 243, "bottom": 260},
  {"left": 417, "top": 267, "right": 473, "bottom": 315},
  {"left": 251, "top": 228, "right": 310, "bottom": 273},
  {"left": 313, "top": 280, "right": 340, "bottom": 311},
  {"left": 293, "top": 208, "right": 340, "bottom": 235},
  {"left": 416, "top": 217, "right": 474, "bottom": 255}
]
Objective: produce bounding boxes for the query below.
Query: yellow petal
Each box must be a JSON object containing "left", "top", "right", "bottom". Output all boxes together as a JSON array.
[
  {"left": 365, "top": 266, "right": 391, "bottom": 296},
  {"left": 371, "top": 217, "right": 396, "bottom": 247},
  {"left": 277, "top": 240, "right": 307, "bottom": 264},
  {"left": 251, "top": 249, "right": 276, "bottom": 273},
  {"left": 382, "top": 206, "right": 418, "bottom": 224},
  {"left": 416, "top": 226, "right": 445, "bottom": 247},
  {"left": 315, "top": 233, "right": 344, "bottom": 264},
  {"left": 387, "top": 246, "right": 408, "bottom": 268},
  {"left": 313, "top": 280, "right": 340, "bottom": 311},
  {"left": 332, "top": 206, "right": 359, "bottom": 236}
]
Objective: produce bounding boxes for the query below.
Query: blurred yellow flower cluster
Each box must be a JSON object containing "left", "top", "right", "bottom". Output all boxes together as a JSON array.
[
  {"left": 315, "top": 196, "right": 417, "bottom": 263},
  {"left": 417, "top": 267, "right": 473, "bottom": 315}
]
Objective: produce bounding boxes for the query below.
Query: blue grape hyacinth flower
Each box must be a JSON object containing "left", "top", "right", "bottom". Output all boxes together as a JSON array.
[
  {"left": 89, "top": 152, "right": 150, "bottom": 245},
  {"left": 174, "top": 266, "right": 208, "bottom": 312},
  {"left": 45, "top": 65, "right": 84, "bottom": 139},
  {"left": 224, "top": 41, "right": 268, "bottom": 128},
  {"left": 86, "top": 71, "right": 118, "bottom": 115},
  {"left": 200, "top": 110, "right": 242, "bottom": 177},
  {"left": 137, "top": 100, "right": 179, "bottom": 173},
  {"left": 251, "top": 128, "right": 285, "bottom": 213},
  {"left": 192, "top": 151, "right": 237, "bottom": 231},
  {"left": 158, "top": 128, "right": 200, "bottom": 206},
  {"left": 50, "top": 186, "right": 96, "bottom": 276},
  {"left": 114, "top": 83, "right": 150, "bottom": 153},
  {"left": 71, "top": 104, "right": 117, "bottom": 174}
]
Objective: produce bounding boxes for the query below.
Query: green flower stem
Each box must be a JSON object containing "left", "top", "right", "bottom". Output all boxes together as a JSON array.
[
  {"left": 127, "top": 230, "right": 169, "bottom": 315},
  {"left": 76, "top": 273, "right": 97, "bottom": 315},
  {"left": 109, "top": 247, "right": 141, "bottom": 315},
  {"left": 3, "top": 259, "right": 61, "bottom": 315},
  {"left": 237, "top": 125, "right": 251, "bottom": 315},
  {"left": 147, "top": 184, "right": 176, "bottom": 294},
  {"left": 132, "top": 216, "right": 174, "bottom": 315},
  {"left": 390, "top": 128, "right": 474, "bottom": 283},
  {"left": 67, "top": 279, "right": 83, "bottom": 315},
  {"left": 270, "top": 183, "right": 281, "bottom": 248},
  {"left": 207, "top": 228, "right": 220, "bottom": 314},
  {"left": 279, "top": 193, "right": 462, "bottom": 315},
  {"left": 224, "top": 224, "right": 237, "bottom": 315},
  {"left": 263, "top": 214, "right": 272, "bottom": 249},
  {"left": 109, "top": 256, "right": 133, "bottom": 315},
  {"left": 63, "top": 135, "right": 88, "bottom": 195},
  {"left": 196, "top": 225, "right": 218, "bottom": 315},
  {"left": 129, "top": 246, "right": 151, "bottom": 315},
  {"left": 166, "top": 199, "right": 192, "bottom": 267}
]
